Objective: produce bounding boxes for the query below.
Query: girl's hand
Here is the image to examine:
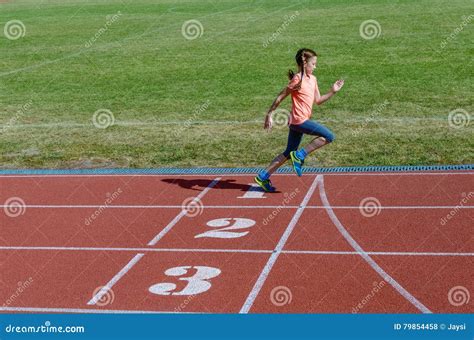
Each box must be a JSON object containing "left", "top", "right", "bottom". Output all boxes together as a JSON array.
[
  {"left": 331, "top": 79, "right": 345, "bottom": 93},
  {"left": 264, "top": 114, "right": 273, "bottom": 131}
]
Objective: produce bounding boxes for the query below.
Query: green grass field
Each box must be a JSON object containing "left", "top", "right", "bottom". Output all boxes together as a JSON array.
[{"left": 1, "top": 0, "right": 472, "bottom": 169}]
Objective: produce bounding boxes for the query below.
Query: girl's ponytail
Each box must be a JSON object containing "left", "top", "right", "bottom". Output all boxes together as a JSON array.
[
  {"left": 287, "top": 48, "right": 317, "bottom": 90},
  {"left": 288, "top": 69, "right": 295, "bottom": 80}
]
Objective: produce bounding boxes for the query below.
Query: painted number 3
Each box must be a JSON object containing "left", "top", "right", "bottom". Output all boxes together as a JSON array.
[
  {"left": 149, "top": 266, "right": 221, "bottom": 296},
  {"left": 194, "top": 218, "right": 256, "bottom": 239}
]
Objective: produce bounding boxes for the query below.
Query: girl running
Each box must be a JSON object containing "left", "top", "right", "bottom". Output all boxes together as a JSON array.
[{"left": 255, "top": 48, "right": 344, "bottom": 192}]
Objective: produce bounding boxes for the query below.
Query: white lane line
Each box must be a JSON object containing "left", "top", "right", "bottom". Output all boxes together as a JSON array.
[
  {"left": 282, "top": 250, "right": 474, "bottom": 256},
  {"left": 0, "top": 172, "right": 472, "bottom": 178},
  {"left": 147, "top": 177, "right": 220, "bottom": 246},
  {"left": 318, "top": 175, "right": 432, "bottom": 313},
  {"left": 1, "top": 204, "right": 472, "bottom": 209},
  {"left": 309, "top": 206, "right": 474, "bottom": 209},
  {"left": 239, "top": 175, "right": 321, "bottom": 314},
  {"left": 87, "top": 253, "right": 144, "bottom": 306},
  {"left": 0, "top": 246, "right": 272, "bottom": 254},
  {"left": 0, "top": 246, "right": 472, "bottom": 256},
  {"left": 0, "top": 306, "right": 194, "bottom": 314}
]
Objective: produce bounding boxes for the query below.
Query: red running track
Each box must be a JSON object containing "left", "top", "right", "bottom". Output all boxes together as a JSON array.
[{"left": 0, "top": 171, "right": 472, "bottom": 313}]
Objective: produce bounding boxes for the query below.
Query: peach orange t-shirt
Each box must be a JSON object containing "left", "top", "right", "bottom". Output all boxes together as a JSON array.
[{"left": 287, "top": 73, "right": 316, "bottom": 125}]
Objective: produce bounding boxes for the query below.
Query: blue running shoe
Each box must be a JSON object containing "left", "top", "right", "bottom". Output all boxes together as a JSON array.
[
  {"left": 254, "top": 175, "right": 276, "bottom": 193},
  {"left": 289, "top": 151, "right": 303, "bottom": 176}
]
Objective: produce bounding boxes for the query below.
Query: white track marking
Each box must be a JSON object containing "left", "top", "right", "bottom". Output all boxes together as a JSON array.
[
  {"left": 149, "top": 265, "right": 221, "bottom": 296},
  {"left": 0, "top": 246, "right": 472, "bottom": 256},
  {"left": 194, "top": 218, "right": 256, "bottom": 239},
  {"left": 0, "top": 172, "right": 472, "bottom": 178},
  {"left": 0, "top": 246, "right": 271, "bottom": 253},
  {"left": 237, "top": 183, "right": 267, "bottom": 199},
  {"left": 308, "top": 206, "right": 474, "bottom": 209},
  {"left": 318, "top": 176, "right": 432, "bottom": 313},
  {"left": 0, "top": 306, "right": 194, "bottom": 314},
  {"left": 87, "top": 254, "right": 145, "bottom": 305},
  {"left": 87, "top": 177, "right": 220, "bottom": 306},
  {"left": 282, "top": 250, "right": 474, "bottom": 256},
  {"left": 1, "top": 204, "right": 472, "bottom": 209},
  {"left": 147, "top": 177, "right": 220, "bottom": 246},
  {"left": 87, "top": 253, "right": 144, "bottom": 306},
  {"left": 239, "top": 175, "right": 321, "bottom": 313}
]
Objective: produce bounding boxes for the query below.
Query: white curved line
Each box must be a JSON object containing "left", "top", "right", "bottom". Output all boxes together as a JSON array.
[{"left": 317, "top": 176, "right": 431, "bottom": 313}]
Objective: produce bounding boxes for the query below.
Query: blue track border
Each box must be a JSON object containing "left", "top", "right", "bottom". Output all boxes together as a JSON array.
[{"left": 0, "top": 164, "right": 472, "bottom": 175}]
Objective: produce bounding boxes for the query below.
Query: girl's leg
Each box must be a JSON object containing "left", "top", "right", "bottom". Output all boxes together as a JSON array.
[
  {"left": 257, "top": 128, "right": 303, "bottom": 180},
  {"left": 294, "top": 121, "right": 335, "bottom": 160},
  {"left": 298, "top": 136, "right": 329, "bottom": 157},
  {"left": 263, "top": 153, "right": 288, "bottom": 175}
]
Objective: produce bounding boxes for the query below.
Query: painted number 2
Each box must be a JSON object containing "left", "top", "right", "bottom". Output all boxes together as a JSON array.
[
  {"left": 149, "top": 266, "right": 221, "bottom": 296},
  {"left": 194, "top": 218, "right": 256, "bottom": 239}
]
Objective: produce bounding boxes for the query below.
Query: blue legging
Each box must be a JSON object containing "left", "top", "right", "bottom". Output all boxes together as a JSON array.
[{"left": 282, "top": 120, "right": 335, "bottom": 157}]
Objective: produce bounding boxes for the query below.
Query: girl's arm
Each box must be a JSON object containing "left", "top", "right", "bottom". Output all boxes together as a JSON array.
[
  {"left": 314, "top": 79, "right": 344, "bottom": 106},
  {"left": 264, "top": 86, "right": 292, "bottom": 131}
]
